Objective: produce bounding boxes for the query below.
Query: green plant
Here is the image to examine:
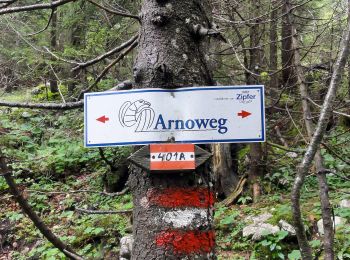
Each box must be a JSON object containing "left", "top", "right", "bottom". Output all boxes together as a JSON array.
[
  {"left": 254, "top": 230, "right": 289, "bottom": 259},
  {"left": 287, "top": 250, "right": 301, "bottom": 260},
  {"left": 237, "top": 195, "right": 252, "bottom": 205}
]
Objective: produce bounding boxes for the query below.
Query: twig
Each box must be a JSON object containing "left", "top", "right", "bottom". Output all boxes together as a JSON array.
[
  {"left": 331, "top": 172, "right": 350, "bottom": 181},
  {"left": 75, "top": 207, "right": 132, "bottom": 215},
  {"left": 305, "top": 96, "right": 350, "bottom": 119},
  {"left": 285, "top": 102, "right": 309, "bottom": 144},
  {"left": 77, "top": 40, "right": 138, "bottom": 99},
  {"left": 266, "top": 141, "right": 303, "bottom": 153},
  {"left": 72, "top": 35, "right": 138, "bottom": 72},
  {"left": 44, "top": 47, "right": 80, "bottom": 65},
  {"left": 27, "top": 187, "right": 129, "bottom": 197},
  {"left": 321, "top": 142, "right": 350, "bottom": 165},
  {"left": 25, "top": 9, "right": 55, "bottom": 36},
  {"left": 86, "top": 0, "right": 140, "bottom": 21},
  {"left": 274, "top": 125, "right": 289, "bottom": 147}
]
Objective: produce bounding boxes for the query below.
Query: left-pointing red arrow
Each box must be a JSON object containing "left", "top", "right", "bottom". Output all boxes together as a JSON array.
[{"left": 96, "top": 115, "right": 109, "bottom": 123}]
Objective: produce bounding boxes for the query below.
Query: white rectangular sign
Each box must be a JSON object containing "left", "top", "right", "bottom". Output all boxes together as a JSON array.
[{"left": 84, "top": 86, "right": 265, "bottom": 147}]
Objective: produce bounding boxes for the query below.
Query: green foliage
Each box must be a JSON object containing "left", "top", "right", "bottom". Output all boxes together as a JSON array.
[
  {"left": 287, "top": 250, "right": 301, "bottom": 260},
  {"left": 268, "top": 204, "right": 293, "bottom": 225},
  {"left": 0, "top": 108, "right": 103, "bottom": 176},
  {"left": 237, "top": 195, "right": 252, "bottom": 205},
  {"left": 254, "top": 231, "right": 289, "bottom": 259}
]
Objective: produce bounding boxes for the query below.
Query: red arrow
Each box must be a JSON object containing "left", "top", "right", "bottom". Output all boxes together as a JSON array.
[
  {"left": 237, "top": 110, "right": 251, "bottom": 118},
  {"left": 96, "top": 115, "right": 109, "bottom": 123}
]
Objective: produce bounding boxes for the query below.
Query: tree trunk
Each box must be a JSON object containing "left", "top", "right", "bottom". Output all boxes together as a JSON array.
[
  {"left": 49, "top": 8, "right": 58, "bottom": 93},
  {"left": 281, "top": 0, "right": 296, "bottom": 89},
  {"left": 289, "top": 2, "right": 350, "bottom": 258},
  {"left": 68, "top": 9, "right": 87, "bottom": 95},
  {"left": 269, "top": 0, "right": 279, "bottom": 95},
  {"left": 130, "top": 1, "right": 215, "bottom": 259},
  {"left": 247, "top": 0, "right": 264, "bottom": 202},
  {"left": 211, "top": 143, "right": 239, "bottom": 198}
]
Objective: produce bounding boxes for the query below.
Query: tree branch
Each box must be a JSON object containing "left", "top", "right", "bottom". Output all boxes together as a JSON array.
[
  {"left": 86, "top": 0, "right": 140, "bottom": 21},
  {"left": 25, "top": 9, "right": 55, "bottom": 37},
  {"left": 305, "top": 96, "right": 350, "bottom": 119},
  {"left": 27, "top": 187, "right": 129, "bottom": 197},
  {"left": 77, "top": 40, "right": 138, "bottom": 99},
  {"left": 0, "top": 0, "right": 75, "bottom": 15},
  {"left": 72, "top": 35, "right": 138, "bottom": 72},
  {"left": 0, "top": 156, "right": 84, "bottom": 260},
  {"left": 0, "top": 100, "right": 83, "bottom": 110},
  {"left": 75, "top": 207, "right": 132, "bottom": 215}
]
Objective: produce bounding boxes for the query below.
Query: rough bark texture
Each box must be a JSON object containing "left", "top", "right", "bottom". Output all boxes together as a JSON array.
[
  {"left": 211, "top": 143, "right": 239, "bottom": 198},
  {"left": 269, "top": 0, "right": 279, "bottom": 93},
  {"left": 247, "top": 0, "right": 264, "bottom": 202},
  {"left": 130, "top": 1, "right": 215, "bottom": 259},
  {"left": 133, "top": 0, "right": 214, "bottom": 89},
  {"left": 49, "top": 8, "right": 58, "bottom": 93},
  {"left": 281, "top": 0, "right": 296, "bottom": 89}
]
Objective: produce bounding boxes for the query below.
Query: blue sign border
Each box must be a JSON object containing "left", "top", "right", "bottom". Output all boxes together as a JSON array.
[{"left": 84, "top": 85, "right": 265, "bottom": 147}]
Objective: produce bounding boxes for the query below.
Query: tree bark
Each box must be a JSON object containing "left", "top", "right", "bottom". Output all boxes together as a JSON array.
[
  {"left": 49, "top": 7, "right": 59, "bottom": 93},
  {"left": 247, "top": 0, "right": 264, "bottom": 202},
  {"left": 130, "top": 1, "right": 215, "bottom": 259},
  {"left": 269, "top": 0, "right": 279, "bottom": 95},
  {"left": 281, "top": 0, "right": 297, "bottom": 89},
  {"left": 211, "top": 143, "right": 239, "bottom": 198}
]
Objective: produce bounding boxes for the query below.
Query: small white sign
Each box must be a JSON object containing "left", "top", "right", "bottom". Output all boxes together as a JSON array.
[{"left": 84, "top": 86, "right": 265, "bottom": 147}]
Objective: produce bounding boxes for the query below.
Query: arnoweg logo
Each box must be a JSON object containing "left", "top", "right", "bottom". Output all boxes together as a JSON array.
[{"left": 119, "top": 100, "right": 155, "bottom": 132}]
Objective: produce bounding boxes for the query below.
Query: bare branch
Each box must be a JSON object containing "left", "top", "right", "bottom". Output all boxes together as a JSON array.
[
  {"left": 305, "top": 96, "right": 350, "bottom": 119},
  {"left": 75, "top": 207, "right": 132, "bottom": 215},
  {"left": 0, "top": 0, "right": 75, "bottom": 15},
  {"left": 25, "top": 9, "right": 55, "bottom": 36},
  {"left": 77, "top": 40, "right": 138, "bottom": 99},
  {"left": 27, "top": 187, "right": 129, "bottom": 197},
  {"left": 0, "top": 100, "right": 83, "bottom": 110},
  {"left": 72, "top": 35, "right": 138, "bottom": 71},
  {"left": 86, "top": 0, "right": 140, "bottom": 21}
]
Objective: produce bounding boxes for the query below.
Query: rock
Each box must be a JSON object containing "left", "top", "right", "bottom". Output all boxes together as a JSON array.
[
  {"left": 317, "top": 216, "right": 347, "bottom": 235},
  {"left": 243, "top": 223, "right": 280, "bottom": 241},
  {"left": 339, "top": 199, "right": 350, "bottom": 208},
  {"left": 246, "top": 213, "right": 272, "bottom": 224},
  {"left": 278, "top": 220, "right": 296, "bottom": 236},
  {"left": 286, "top": 152, "right": 298, "bottom": 158},
  {"left": 120, "top": 235, "right": 133, "bottom": 260}
]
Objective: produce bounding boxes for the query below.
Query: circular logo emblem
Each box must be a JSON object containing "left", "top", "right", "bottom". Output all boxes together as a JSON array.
[{"left": 119, "top": 99, "right": 155, "bottom": 132}]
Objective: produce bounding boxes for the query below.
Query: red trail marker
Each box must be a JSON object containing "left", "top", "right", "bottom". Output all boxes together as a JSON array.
[
  {"left": 147, "top": 187, "right": 214, "bottom": 208},
  {"left": 237, "top": 110, "right": 251, "bottom": 118},
  {"left": 155, "top": 230, "right": 215, "bottom": 255}
]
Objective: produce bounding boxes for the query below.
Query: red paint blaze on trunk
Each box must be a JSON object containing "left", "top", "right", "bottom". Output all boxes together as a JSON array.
[
  {"left": 147, "top": 188, "right": 214, "bottom": 208},
  {"left": 156, "top": 230, "right": 215, "bottom": 255}
]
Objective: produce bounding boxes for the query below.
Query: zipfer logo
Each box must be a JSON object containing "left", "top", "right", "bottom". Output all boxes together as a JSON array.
[{"left": 119, "top": 100, "right": 228, "bottom": 134}]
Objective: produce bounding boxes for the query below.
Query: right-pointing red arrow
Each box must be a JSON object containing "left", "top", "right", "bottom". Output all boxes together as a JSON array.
[{"left": 238, "top": 110, "right": 251, "bottom": 118}]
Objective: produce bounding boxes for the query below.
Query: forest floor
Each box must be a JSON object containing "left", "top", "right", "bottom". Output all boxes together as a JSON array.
[{"left": 0, "top": 89, "right": 349, "bottom": 259}]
